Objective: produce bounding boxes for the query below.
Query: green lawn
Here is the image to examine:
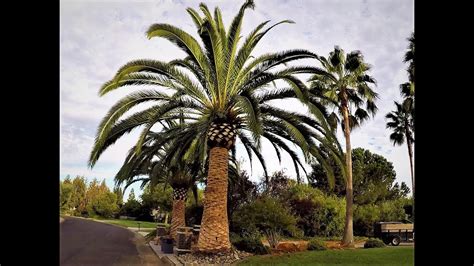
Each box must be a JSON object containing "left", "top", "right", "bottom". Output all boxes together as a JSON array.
[
  {"left": 239, "top": 247, "right": 414, "bottom": 265},
  {"left": 94, "top": 218, "right": 167, "bottom": 229}
]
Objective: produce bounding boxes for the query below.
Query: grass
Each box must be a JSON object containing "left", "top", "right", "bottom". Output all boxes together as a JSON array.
[
  {"left": 238, "top": 246, "right": 414, "bottom": 265},
  {"left": 94, "top": 218, "right": 167, "bottom": 229}
]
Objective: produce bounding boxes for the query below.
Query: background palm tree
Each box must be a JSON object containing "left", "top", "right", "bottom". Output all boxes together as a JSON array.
[
  {"left": 89, "top": 0, "right": 339, "bottom": 253},
  {"left": 400, "top": 32, "right": 415, "bottom": 118},
  {"left": 114, "top": 129, "right": 202, "bottom": 240},
  {"left": 386, "top": 101, "right": 414, "bottom": 220},
  {"left": 404, "top": 32, "right": 414, "bottom": 84},
  {"left": 308, "top": 46, "right": 378, "bottom": 246}
]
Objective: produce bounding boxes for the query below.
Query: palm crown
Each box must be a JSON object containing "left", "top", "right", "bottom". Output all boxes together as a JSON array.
[
  {"left": 309, "top": 46, "right": 378, "bottom": 132},
  {"left": 404, "top": 32, "right": 414, "bottom": 83},
  {"left": 88, "top": 0, "right": 341, "bottom": 183},
  {"left": 385, "top": 101, "right": 414, "bottom": 146}
]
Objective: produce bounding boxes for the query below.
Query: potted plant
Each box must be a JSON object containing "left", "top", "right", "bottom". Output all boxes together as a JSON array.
[{"left": 160, "top": 235, "right": 174, "bottom": 254}]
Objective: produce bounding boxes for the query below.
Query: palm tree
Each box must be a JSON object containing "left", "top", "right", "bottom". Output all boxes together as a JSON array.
[
  {"left": 401, "top": 33, "right": 415, "bottom": 129},
  {"left": 114, "top": 130, "right": 201, "bottom": 240},
  {"left": 308, "top": 46, "right": 378, "bottom": 246},
  {"left": 89, "top": 0, "right": 339, "bottom": 253},
  {"left": 385, "top": 101, "right": 414, "bottom": 216},
  {"left": 404, "top": 32, "right": 414, "bottom": 83}
]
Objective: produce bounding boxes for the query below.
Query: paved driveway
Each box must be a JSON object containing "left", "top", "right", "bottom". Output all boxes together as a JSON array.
[{"left": 60, "top": 216, "right": 163, "bottom": 265}]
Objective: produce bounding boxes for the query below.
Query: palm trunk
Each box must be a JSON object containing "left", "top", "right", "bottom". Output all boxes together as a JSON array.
[
  {"left": 341, "top": 100, "right": 354, "bottom": 247},
  {"left": 406, "top": 127, "right": 415, "bottom": 221},
  {"left": 170, "top": 188, "right": 187, "bottom": 240},
  {"left": 195, "top": 146, "right": 231, "bottom": 253}
]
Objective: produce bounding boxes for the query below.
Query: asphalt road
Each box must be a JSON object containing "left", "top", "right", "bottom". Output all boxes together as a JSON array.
[{"left": 60, "top": 216, "right": 163, "bottom": 265}]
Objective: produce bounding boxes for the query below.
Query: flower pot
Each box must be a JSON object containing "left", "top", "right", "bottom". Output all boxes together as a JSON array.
[{"left": 160, "top": 238, "right": 174, "bottom": 254}]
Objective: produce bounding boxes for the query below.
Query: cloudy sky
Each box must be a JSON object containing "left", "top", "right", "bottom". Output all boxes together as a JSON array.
[{"left": 60, "top": 0, "right": 414, "bottom": 199}]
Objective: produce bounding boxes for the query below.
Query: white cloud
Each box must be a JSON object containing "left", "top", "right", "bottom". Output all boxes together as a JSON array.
[{"left": 60, "top": 0, "right": 414, "bottom": 195}]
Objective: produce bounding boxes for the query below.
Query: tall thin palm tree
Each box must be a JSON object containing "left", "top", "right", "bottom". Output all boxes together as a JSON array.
[
  {"left": 401, "top": 32, "right": 415, "bottom": 129},
  {"left": 89, "top": 0, "right": 339, "bottom": 253},
  {"left": 386, "top": 101, "right": 414, "bottom": 216},
  {"left": 404, "top": 32, "right": 414, "bottom": 83},
  {"left": 308, "top": 46, "right": 378, "bottom": 246}
]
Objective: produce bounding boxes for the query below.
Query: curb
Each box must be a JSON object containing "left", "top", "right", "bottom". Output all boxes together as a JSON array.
[{"left": 148, "top": 241, "right": 184, "bottom": 265}]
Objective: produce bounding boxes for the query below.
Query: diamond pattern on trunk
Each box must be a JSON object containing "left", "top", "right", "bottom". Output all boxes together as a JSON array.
[
  {"left": 173, "top": 187, "right": 188, "bottom": 200},
  {"left": 207, "top": 122, "right": 236, "bottom": 149}
]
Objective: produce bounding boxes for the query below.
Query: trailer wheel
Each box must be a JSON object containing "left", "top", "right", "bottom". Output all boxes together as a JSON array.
[{"left": 391, "top": 236, "right": 401, "bottom": 246}]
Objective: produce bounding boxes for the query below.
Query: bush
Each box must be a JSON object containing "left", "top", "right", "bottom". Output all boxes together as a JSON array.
[
  {"left": 282, "top": 184, "right": 345, "bottom": 237},
  {"left": 354, "top": 199, "right": 407, "bottom": 236},
  {"left": 119, "top": 199, "right": 142, "bottom": 218},
  {"left": 307, "top": 238, "right": 327, "bottom": 251},
  {"left": 231, "top": 233, "right": 268, "bottom": 255},
  {"left": 232, "top": 197, "right": 299, "bottom": 248},
  {"left": 364, "top": 238, "right": 385, "bottom": 248},
  {"left": 85, "top": 191, "right": 119, "bottom": 218}
]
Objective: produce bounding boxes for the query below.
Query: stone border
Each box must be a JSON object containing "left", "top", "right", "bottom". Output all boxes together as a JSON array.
[{"left": 148, "top": 241, "right": 184, "bottom": 265}]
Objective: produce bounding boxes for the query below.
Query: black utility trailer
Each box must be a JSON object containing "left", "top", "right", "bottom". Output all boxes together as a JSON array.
[{"left": 374, "top": 222, "right": 414, "bottom": 246}]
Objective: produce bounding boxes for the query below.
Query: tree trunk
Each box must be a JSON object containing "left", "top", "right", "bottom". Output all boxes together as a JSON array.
[
  {"left": 170, "top": 188, "right": 187, "bottom": 240},
  {"left": 341, "top": 99, "right": 354, "bottom": 247},
  {"left": 406, "top": 127, "right": 415, "bottom": 221},
  {"left": 195, "top": 146, "right": 231, "bottom": 253}
]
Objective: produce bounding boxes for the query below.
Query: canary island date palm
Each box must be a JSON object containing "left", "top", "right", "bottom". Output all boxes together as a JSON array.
[
  {"left": 89, "top": 0, "right": 340, "bottom": 253},
  {"left": 386, "top": 101, "right": 414, "bottom": 217},
  {"left": 115, "top": 130, "right": 201, "bottom": 240},
  {"left": 117, "top": 128, "right": 244, "bottom": 240},
  {"left": 308, "top": 46, "right": 378, "bottom": 246}
]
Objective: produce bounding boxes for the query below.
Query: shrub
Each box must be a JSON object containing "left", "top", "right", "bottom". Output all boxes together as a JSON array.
[
  {"left": 232, "top": 197, "right": 299, "bottom": 248},
  {"left": 354, "top": 204, "right": 381, "bottom": 236},
  {"left": 379, "top": 200, "right": 406, "bottom": 221},
  {"left": 354, "top": 199, "right": 407, "bottom": 236},
  {"left": 307, "top": 238, "right": 327, "bottom": 251},
  {"left": 231, "top": 233, "right": 268, "bottom": 255},
  {"left": 364, "top": 238, "right": 385, "bottom": 248},
  {"left": 119, "top": 199, "right": 142, "bottom": 218},
  {"left": 282, "top": 184, "right": 345, "bottom": 237}
]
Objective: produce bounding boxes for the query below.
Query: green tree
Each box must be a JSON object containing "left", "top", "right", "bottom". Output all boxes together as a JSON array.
[
  {"left": 70, "top": 176, "right": 87, "bottom": 216},
  {"left": 120, "top": 188, "right": 142, "bottom": 218},
  {"left": 232, "top": 197, "right": 298, "bottom": 248},
  {"left": 354, "top": 199, "right": 407, "bottom": 236},
  {"left": 113, "top": 186, "right": 124, "bottom": 208},
  {"left": 90, "top": 191, "right": 118, "bottom": 218},
  {"left": 85, "top": 178, "right": 118, "bottom": 218},
  {"left": 89, "top": 0, "right": 338, "bottom": 253},
  {"left": 128, "top": 188, "right": 136, "bottom": 202},
  {"left": 309, "top": 147, "right": 409, "bottom": 204},
  {"left": 280, "top": 183, "right": 345, "bottom": 237},
  {"left": 60, "top": 178, "right": 74, "bottom": 212},
  {"left": 309, "top": 46, "right": 378, "bottom": 246}
]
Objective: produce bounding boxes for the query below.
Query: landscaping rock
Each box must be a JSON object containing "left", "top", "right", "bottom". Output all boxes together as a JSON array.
[{"left": 177, "top": 249, "right": 252, "bottom": 265}]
